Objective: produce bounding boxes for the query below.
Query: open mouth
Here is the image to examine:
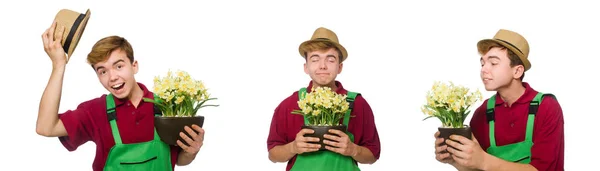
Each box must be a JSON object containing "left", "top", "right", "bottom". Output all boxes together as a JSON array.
[{"left": 111, "top": 83, "right": 125, "bottom": 91}]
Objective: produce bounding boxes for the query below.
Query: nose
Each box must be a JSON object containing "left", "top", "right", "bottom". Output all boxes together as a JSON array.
[
  {"left": 108, "top": 70, "right": 118, "bottom": 82},
  {"left": 319, "top": 60, "right": 327, "bottom": 70},
  {"left": 481, "top": 63, "right": 489, "bottom": 75}
]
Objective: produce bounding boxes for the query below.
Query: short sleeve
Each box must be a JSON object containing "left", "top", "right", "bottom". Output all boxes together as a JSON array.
[
  {"left": 355, "top": 96, "right": 381, "bottom": 159},
  {"left": 267, "top": 101, "right": 289, "bottom": 151},
  {"left": 58, "top": 100, "right": 96, "bottom": 151},
  {"left": 530, "top": 96, "right": 564, "bottom": 171}
]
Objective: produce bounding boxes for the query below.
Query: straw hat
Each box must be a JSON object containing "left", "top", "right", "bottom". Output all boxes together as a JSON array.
[
  {"left": 298, "top": 27, "right": 348, "bottom": 62},
  {"left": 53, "top": 9, "right": 91, "bottom": 62},
  {"left": 477, "top": 29, "right": 531, "bottom": 71}
]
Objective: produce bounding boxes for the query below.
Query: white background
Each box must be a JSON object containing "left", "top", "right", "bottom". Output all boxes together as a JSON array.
[{"left": 0, "top": 0, "right": 597, "bottom": 170}]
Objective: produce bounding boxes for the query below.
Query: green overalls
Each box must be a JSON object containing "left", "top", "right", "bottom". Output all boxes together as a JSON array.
[
  {"left": 485, "top": 92, "right": 555, "bottom": 163},
  {"left": 103, "top": 94, "right": 173, "bottom": 171},
  {"left": 289, "top": 87, "right": 361, "bottom": 171}
]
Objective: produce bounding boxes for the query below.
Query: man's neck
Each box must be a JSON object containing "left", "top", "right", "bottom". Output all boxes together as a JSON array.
[
  {"left": 128, "top": 83, "right": 144, "bottom": 108},
  {"left": 496, "top": 80, "right": 526, "bottom": 107}
]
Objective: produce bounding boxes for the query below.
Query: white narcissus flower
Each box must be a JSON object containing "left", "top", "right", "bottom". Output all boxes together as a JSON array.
[
  {"left": 148, "top": 69, "right": 217, "bottom": 117},
  {"left": 313, "top": 109, "right": 321, "bottom": 116},
  {"left": 175, "top": 96, "right": 184, "bottom": 104},
  {"left": 292, "top": 86, "right": 351, "bottom": 126},
  {"left": 422, "top": 81, "right": 483, "bottom": 128}
]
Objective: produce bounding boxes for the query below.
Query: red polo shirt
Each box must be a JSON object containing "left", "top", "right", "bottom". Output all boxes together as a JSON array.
[
  {"left": 470, "top": 82, "right": 564, "bottom": 170},
  {"left": 267, "top": 81, "right": 381, "bottom": 171},
  {"left": 58, "top": 82, "right": 180, "bottom": 171}
]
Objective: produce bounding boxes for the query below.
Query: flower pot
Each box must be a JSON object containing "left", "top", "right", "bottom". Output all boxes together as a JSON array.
[
  {"left": 302, "top": 125, "right": 347, "bottom": 151},
  {"left": 438, "top": 126, "right": 472, "bottom": 152},
  {"left": 154, "top": 116, "right": 204, "bottom": 146}
]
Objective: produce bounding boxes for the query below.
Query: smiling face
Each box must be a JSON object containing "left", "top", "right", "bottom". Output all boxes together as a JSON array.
[
  {"left": 304, "top": 47, "right": 343, "bottom": 88},
  {"left": 93, "top": 49, "right": 138, "bottom": 99},
  {"left": 480, "top": 46, "right": 525, "bottom": 91},
  {"left": 87, "top": 36, "right": 138, "bottom": 99}
]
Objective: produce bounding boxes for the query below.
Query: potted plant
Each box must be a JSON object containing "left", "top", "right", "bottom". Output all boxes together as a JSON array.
[
  {"left": 291, "top": 86, "right": 351, "bottom": 151},
  {"left": 143, "top": 69, "right": 219, "bottom": 146},
  {"left": 421, "top": 81, "right": 482, "bottom": 147}
]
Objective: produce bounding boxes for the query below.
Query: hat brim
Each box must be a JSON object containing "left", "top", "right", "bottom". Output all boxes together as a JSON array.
[
  {"left": 477, "top": 39, "right": 531, "bottom": 71},
  {"left": 65, "top": 9, "right": 91, "bottom": 61},
  {"left": 298, "top": 39, "right": 348, "bottom": 62}
]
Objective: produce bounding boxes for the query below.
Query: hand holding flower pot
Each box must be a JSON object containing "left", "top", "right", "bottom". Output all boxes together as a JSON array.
[
  {"left": 143, "top": 70, "right": 219, "bottom": 147},
  {"left": 291, "top": 86, "right": 351, "bottom": 151},
  {"left": 421, "top": 81, "right": 482, "bottom": 149}
]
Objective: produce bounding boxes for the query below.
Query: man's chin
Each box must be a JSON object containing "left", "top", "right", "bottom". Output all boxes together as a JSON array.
[
  {"left": 314, "top": 80, "right": 334, "bottom": 86},
  {"left": 483, "top": 85, "right": 496, "bottom": 92},
  {"left": 110, "top": 90, "right": 129, "bottom": 99}
]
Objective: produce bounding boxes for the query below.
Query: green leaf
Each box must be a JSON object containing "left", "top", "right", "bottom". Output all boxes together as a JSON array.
[
  {"left": 193, "top": 98, "right": 218, "bottom": 114},
  {"left": 143, "top": 97, "right": 162, "bottom": 105},
  {"left": 422, "top": 115, "right": 436, "bottom": 121},
  {"left": 199, "top": 104, "right": 220, "bottom": 108}
]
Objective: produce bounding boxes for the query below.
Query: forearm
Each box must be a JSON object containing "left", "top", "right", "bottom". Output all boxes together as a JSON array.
[
  {"left": 481, "top": 153, "right": 537, "bottom": 171},
  {"left": 36, "top": 65, "right": 67, "bottom": 137},
  {"left": 451, "top": 163, "right": 480, "bottom": 171},
  {"left": 351, "top": 145, "right": 377, "bottom": 164},
  {"left": 268, "top": 142, "right": 295, "bottom": 163},
  {"left": 176, "top": 151, "right": 197, "bottom": 166}
]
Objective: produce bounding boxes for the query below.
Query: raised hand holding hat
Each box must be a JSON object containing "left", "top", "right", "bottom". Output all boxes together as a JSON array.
[{"left": 52, "top": 9, "right": 91, "bottom": 63}]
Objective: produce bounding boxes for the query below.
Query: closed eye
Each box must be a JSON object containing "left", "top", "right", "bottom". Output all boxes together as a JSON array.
[{"left": 327, "top": 57, "right": 336, "bottom": 62}]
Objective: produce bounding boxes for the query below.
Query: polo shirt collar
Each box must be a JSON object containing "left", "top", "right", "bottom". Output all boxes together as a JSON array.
[
  {"left": 493, "top": 82, "right": 538, "bottom": 105},
  {"left": 111, "top": 82, "right": 154, "bottom": 106},
  {"left": 306, "top": 80, "right": 348, "bottom": 95}
]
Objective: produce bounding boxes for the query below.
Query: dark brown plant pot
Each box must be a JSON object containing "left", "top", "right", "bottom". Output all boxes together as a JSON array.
[
  {"left": 154, "top": 116, "right": 204, "bottom": 146},
  {"left": 438, "top": 126, "right": 472, "bottom": 153},
  {"left": 302, "top": 125, "right": 347, "bottom": 151}
]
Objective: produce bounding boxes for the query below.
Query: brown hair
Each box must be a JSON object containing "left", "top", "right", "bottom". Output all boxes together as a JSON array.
[
  {"left": 87, "top": 35, "right": 134, "bottom": 67},
  {"left": 301, "top": 41, "right": 343, "bottom": 63},
  {"left": 480, "top": 42, "right": 525, "bottom": 81}
]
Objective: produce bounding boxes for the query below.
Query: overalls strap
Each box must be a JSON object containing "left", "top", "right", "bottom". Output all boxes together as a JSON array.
[
  {"left": 486, "top": 92, "right": 556, "bottom": 147},
  {"left": 106, "top": 94, "right": 123, "bottom": 145},
  {"left": 106, "top": 94, "right": 163, "bottom": 144}
]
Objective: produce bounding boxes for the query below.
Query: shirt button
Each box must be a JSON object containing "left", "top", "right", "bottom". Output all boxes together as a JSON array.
[
  {"left": 132, "top": 112, "right": 135, "bottom": 115},
  {"left": 136, "top": 122, "right": 139, "bottom": 125},
  {"left": 511, "top": 123, "right": 514, "bottom": 127}
]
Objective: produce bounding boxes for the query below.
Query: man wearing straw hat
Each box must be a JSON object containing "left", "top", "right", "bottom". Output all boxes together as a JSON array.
[
  {"left": 433, "top": 29, "right": 564, "bottom": 171},
  {"left": 266, "top": 27, "right": 381, "bottom": 171},
  {"left": 36, "top": 9, "right": 204, "bottom": 171}
]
